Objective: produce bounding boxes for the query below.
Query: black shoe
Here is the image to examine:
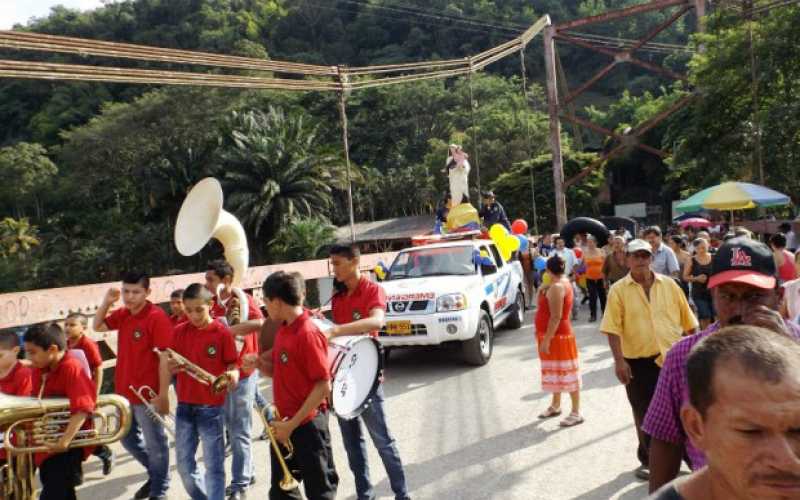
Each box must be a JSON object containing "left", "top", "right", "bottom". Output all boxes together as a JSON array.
[
  {"left": 589, "top": 315, "right": 597, "bottom": 322},
  {"left": 101, "top": 450, "right": 114, "bottom": 476},
  {"left": 256, "top": 429, "right": 269, "bottom": 441},
  {"left": 134, "top": 480, "right": 151, "bottom": 500},
  {"left": 634, "top": 465, "right": 650, "bottom": 481},
  {"left": 228, "top": 491, "right": 246, "bottom": 500}
]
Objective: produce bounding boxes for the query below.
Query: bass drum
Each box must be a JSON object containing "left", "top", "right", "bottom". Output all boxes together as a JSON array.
[
  {"left": 327, "top": 335, "right": 383, "bottom": 420},
  {"left": 560, "top": 217, "right": 610, "bottom": 248}
]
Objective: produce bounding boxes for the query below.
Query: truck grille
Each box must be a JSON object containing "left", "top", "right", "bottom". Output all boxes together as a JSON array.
[{"left": 387, "top": 300, "right": 431, "bottom": 313}]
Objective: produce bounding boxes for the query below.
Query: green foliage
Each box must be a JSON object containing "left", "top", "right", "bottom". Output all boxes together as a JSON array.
[
  {"left": 267, "top": 216, "right": 336, "bottom": 263},
  {"left": 0, "top": 218, "right": 40, "bottom": 259},
  {"left": 220, "top": 108, "right": 339, "bottom": 244},
  {"left": 489, "top": 151, "right": 603, "bottom": 232},
  {"left": 0, "top": 142, "right": 58, "bottom": 218}
]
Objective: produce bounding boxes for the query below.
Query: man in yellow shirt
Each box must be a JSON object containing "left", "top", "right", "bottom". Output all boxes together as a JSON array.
[{"left": 600, "top": 239, "right": 698, "bottom": 481}]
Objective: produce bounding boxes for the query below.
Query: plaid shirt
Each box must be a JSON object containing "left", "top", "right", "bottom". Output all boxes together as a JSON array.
[{"left": 643, "top": 320, "right": 800, "bottom": 469}]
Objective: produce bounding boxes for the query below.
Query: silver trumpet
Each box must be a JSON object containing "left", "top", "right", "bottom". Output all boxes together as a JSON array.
[{"left": 129, "top": 385, "right": 175, "bottom": 438}]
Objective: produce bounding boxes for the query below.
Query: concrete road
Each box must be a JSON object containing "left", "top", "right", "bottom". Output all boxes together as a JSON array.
[{"left": 76, "top": 309, "right": 655, "bottom": 500}]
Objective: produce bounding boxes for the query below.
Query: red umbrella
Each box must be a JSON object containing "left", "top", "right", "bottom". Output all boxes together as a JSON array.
[{"left": 678, "top": 217, "right": 712, "bottom": 228}]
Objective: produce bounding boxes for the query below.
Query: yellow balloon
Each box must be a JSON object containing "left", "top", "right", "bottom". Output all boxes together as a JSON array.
[
  {"left": 507, "top": 234, "right": 521, "bottom": 252},
  {"left": 542, "top": 272, "right": 552, "bottom": 286},
  {"left": 489, "top": 224, "right": 507, "bottom": 242}
]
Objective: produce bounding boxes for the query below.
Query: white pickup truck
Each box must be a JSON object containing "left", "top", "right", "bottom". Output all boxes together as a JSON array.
[{"left": 377, "top": 239, "right": 526, "bottom": 365}]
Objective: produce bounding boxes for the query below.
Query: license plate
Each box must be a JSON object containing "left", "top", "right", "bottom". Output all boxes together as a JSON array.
[{"left": 385, "top": 320, "right": 412, "bottom": 335}]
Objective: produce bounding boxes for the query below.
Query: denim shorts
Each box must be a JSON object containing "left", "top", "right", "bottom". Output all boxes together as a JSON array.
[{"left": 694, "top": 296, "right": 715, "bottom": 320}]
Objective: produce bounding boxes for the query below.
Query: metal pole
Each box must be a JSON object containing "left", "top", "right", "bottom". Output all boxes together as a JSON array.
[
  {"left": 467, "top": 67, "right": 482, "bottom": 208},
  {"left": 338, "top": 91, "right": 356, "bottom": 243},
  {"left": 543, "top": 23, "right": 567, "bottom": 228},
  {"left": 519, "top": 48, "right": 539, "bottom": 235}
]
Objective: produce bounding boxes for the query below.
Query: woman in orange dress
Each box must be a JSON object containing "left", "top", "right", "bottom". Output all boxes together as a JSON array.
[{"left": 535, "top": 254, "right": 584, "bottom": 427}]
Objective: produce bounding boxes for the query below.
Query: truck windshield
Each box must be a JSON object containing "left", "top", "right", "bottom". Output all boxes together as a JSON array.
[{"left": 387, "top": 246, "right": 476, "bottom": 280}]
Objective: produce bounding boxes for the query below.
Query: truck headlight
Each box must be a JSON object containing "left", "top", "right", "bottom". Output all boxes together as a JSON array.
[{"left": 437, "top": 293, "right": 467, "bottom": 312}]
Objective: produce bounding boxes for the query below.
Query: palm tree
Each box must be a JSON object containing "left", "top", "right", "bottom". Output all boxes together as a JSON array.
[
  {"left": 220, "top": 108, "right": 338, "bottom": 246},
  {"left": 268, "top": 216, "right": 336, "bottom": 263},
  {"left": 0, "top": 217, "right": 40, "bottom": 259}
]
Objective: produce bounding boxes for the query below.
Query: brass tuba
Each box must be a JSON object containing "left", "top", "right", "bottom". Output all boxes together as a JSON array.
[{"left": 0, "top": 393, "right": 131, "bottom": 500}]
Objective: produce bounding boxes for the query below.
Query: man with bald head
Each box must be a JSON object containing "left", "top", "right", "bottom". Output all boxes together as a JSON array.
[
  {"left": 645, "top": 236, "right": 800, "bottom": 492},
  {"left": 648, "top": 325, "right": 800, "bottom": 500}
]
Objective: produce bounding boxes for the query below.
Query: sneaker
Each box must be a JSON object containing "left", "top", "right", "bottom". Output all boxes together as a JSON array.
[
  {"left": 634, "top": 465, "right": 650, "bottom": 481},
  {"left": 228, "top": 491, "right": 246, "bottom": 500},
  {"left": 256, "top": 429, "right": 269, "bottom": 441},
  {"left": 134, "top": 480, "right": 151, "bottom": 500},
  {"left": 226, "top": 478, "right": 256, "bottom": 496}
]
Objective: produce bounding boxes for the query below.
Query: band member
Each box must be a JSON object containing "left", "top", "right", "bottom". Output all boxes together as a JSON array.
[
  {"left": 0, "top": 329, "right": 32, "bottom": 469},
  {"left": 327, "top": 244, "right": 411, "bottom": 500},
  {"left": 65, "top": 312, "right": 114, "bottom": 475},
  {"left": 0, "top": 329, "right": 32, "bottom": 396},
  {"left": 94, "top": 272, "right": 173, "bottom": 500},
  {"left": 162, "top": 284, "right": 239, "bottom": 500},
  {"left": 23, "top": 322, "right": 96, "bottom": 500},
  {"left": 205, "top": 260, "right": 264, "bottom": 499},
  {"left": 169, "top": 289, "right": 188, "bottom": 326},
  {"left": 253, "top": 271, "right": 338, "bottom": 499}
]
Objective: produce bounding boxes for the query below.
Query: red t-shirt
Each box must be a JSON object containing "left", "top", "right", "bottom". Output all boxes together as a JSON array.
[
  {"left": 170, "top": 313, "right": 188, "bottom": 327},
  {"left": 67, "top": 334, "right": 103, "bottom": 374},
  {"left": 211, "top": 292, "right": 264, "bottom": 378},
  {"left": 272, "top": 310, "right": 330, "bottom": 424},
  {"left": 105, "top": 302, "right": 173, "bottom": 404},
  {"left": 31, "top": 354, "right": 97, "bottom": 465},
  {"left": 172, "top": 320, "right": 238, "bottom": 406},
  {"left": 0, "top": 361, "right": 32, "bottom": 396},
  {"left": 331, "top": 276, "right": 387, "bottom": 337}
]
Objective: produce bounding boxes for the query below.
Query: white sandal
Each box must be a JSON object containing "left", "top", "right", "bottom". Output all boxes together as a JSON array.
[
  {"left": 538, "top": 406, "right": 562, "bottom": 419},
  {"left": 559, "top": 413, "right": 584, "bottom": 427}
]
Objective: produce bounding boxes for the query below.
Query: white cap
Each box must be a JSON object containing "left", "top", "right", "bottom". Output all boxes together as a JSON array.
[{"left": 626, "top": 239, "right": 653, "bottom": 254}]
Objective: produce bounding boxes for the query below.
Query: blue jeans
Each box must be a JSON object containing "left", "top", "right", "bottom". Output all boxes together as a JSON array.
[
  {"left": 224, "top": 374, "right": 255, "bottom": 492},
  {"left": 254, "top": 376, "right": 268, "bottom": 410},
  {"left": 176, "top": 403, "right": 225, "bottom": 500},
  {"left": 338, "top": 385, "right": 409, "bottom": 500},
  {"left": 122, "top": 404, "right": 170, "bottom": 497}
]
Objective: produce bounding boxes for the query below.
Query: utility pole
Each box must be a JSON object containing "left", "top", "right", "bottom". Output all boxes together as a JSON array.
[{"left": 543, "top": 20, "right": 567, "bottom": 228}]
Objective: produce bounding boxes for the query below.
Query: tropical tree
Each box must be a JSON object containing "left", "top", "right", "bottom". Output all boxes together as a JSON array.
[
  {"left": 267, "top": 216, "right": 336, "bottom": 262},
  {"left": 220, "top": 108, "right": 340, "bottom": 248},
  {"left": 0, "top": 142, "right": 58, "bottom": 219},
  {"left": 0, "top": 217, "right": 40, "bottom": 259}
]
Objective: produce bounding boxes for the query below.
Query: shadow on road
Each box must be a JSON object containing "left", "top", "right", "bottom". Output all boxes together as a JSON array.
[{"left": 571, "top": 471, "right": 649, "bottom": 500}]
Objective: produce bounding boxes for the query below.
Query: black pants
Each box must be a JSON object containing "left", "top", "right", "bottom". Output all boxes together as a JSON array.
[
  {"left": 269, "top": 411, "right": 338, "bottom": 500},
  {"left": 586, "top": 279, "right": 607, "bottom": 318},
  {"left": 39, "top": 448, "right": 83, "bottom": 500},
  {"left": 623, "top": 356, "right": 661, "bottom": 467}
]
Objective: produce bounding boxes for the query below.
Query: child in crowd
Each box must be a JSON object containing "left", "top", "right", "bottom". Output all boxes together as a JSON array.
[
  {"left": 0, "top": 329, "right": 33, "bottom": 472},
  {"left": 24, "top": 322, "right": 96, "bottom": 500},
  {"left": 163, "top": 283, "right": 239, "bottom": 500},
  {"left": 169, "top": 289, "right": 187, "bottom": 326},
  {"left": 64, "top": 312, "right": 114, "bottom": 475}
]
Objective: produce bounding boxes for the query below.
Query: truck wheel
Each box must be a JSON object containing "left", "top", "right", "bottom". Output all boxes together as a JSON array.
[
  {"left": 463, "top": 310, "right": 493, "bottom": 366},
  {"left": 504, "top": 289, "right": 525, "bottom": 330}
]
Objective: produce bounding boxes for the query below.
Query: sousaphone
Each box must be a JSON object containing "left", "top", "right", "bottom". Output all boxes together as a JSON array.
[{"left": 174, "top": 177, "right": 250, "bottom": 323}]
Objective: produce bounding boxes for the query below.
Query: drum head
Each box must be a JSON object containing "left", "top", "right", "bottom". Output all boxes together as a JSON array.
[{"left": 331, "top": 337, "right": 381, "bottom": 420}]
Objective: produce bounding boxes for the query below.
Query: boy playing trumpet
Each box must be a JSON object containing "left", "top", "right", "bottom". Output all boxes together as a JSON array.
[{"left": 161, "top": 284, "right": 239, "bottom": 500}]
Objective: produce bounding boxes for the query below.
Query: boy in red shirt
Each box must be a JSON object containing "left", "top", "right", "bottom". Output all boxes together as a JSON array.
[
  {"left": 205, "top": 259, "right": 264, "bottom": 498},
  {"left": 257, "top": 271, "right": 338, "bottom": 499},
  {"left": 169, "top": 289, "right": 188, "bottom": 326},
  {"left": 161, "top": 283, "right": 239, "bottom": 500},
  {"left": 65, "top": 312, "right": 114, "bottom": 475},
  {"left": 94, "top": 271, "right": 173, "bottom": 500},
  {"left": 0, "top": 330, "right": 32, "bottom": 396},
  {"left": 23, "top": 322, "right": 96, "bottom": 500},
  {"left": 327, "top": 244, "right": 410, "bottom": 500}
]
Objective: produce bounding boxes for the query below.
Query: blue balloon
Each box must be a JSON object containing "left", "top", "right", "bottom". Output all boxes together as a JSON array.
[
  {"left": 517, "top": 235, "right": 529, "bottom": 252},
  {"left": 534, "top": 256, "right": 547, "bottom": 271}
]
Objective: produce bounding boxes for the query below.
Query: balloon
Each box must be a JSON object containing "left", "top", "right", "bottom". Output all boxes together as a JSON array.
[
  {"left": 517, "top": 234, "right": 529, "bottom": 252},
  {"left": 373, "top": 261, "right": 388, "bottom": 280},
  {"left": 489, "top": 223, "right": 507, "bottom": 243},
  {"left": 542, "top": 272, "right": 552, "bottom": 286},
  {"left": 534, "top": 256, "right": 547, "bottom": 271},
  {"left": 573, "top": 247, "right": 583, "bottom": 259},
  {"left": 511, "top": 219, "right": 528, "bottom": 235}
]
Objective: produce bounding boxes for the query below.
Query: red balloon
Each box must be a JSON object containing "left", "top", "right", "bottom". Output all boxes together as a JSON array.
[
  {"left": 511, "top": 219, "right": 528, "bottom": 235},
  {"left": 573, "top": 247, "right": 583, "bottom": 259}
]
